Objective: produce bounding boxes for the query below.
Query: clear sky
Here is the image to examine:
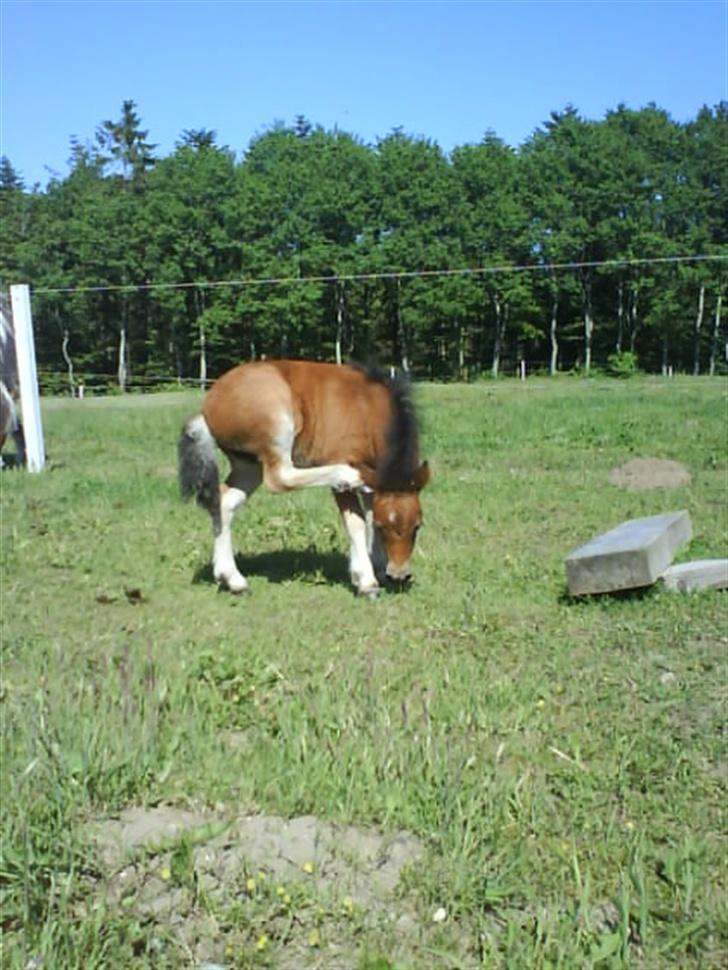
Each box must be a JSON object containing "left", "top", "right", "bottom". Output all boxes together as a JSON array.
[{"left": 1, "top": 0, "right": 726, "bottom": 188}]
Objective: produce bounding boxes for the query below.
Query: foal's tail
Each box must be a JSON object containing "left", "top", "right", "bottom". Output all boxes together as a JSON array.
[{"left": 178, "top": 414, "right": 220, "bottom": 519}]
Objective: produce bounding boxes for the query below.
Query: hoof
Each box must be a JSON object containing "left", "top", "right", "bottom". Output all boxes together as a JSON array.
[
  {"left": 216, "top": 572, "right": 249, "bottom": 594},
  {"left": 334, "top": 465, "right": 364, "bottom": 492}
]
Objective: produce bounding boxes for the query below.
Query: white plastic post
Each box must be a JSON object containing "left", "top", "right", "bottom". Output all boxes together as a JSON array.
[{"left": 10, "top": 284, "right": 45, "bottom": 472}]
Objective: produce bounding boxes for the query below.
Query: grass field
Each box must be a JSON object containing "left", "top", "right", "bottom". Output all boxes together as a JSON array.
[{"left": 1, "top": 375, "right": 727, "bottom": 969}]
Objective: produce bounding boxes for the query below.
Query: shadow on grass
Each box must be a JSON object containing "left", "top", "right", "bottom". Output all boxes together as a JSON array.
[
  {"left": 193, "top": 547, "right": 350, "bottom": 589},
  {"left": 192, "top": 548, "right": 412, "bottom": 596},
  {"left": 558, "top": 583, "right": 661, "bottom": 606}
]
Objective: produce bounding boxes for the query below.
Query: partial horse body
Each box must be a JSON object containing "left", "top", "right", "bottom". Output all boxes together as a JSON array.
[
  {"left": 179, "top": 360, "right": 430, "bottom": 595},
  {"left": 0, "top": 293, "right": 25, "bottom": 467}
]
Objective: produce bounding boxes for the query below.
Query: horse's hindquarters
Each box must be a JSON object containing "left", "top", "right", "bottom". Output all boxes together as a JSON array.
[
  {"left": 202, "top": 363, "right": 292, "bottom": 462},
  {"left": 0, "top": 381, "right": 18, "bottom": 456}
]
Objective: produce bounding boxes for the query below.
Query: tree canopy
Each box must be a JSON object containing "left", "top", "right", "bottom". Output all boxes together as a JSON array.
[{"left": 1, "top": 99, "right": 726, "bottom": 391}]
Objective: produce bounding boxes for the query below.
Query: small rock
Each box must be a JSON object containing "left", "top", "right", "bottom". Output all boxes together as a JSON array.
[
  {"left": 661, "top": 559, "right": 728, "bottom": 593},
  {"left": 432, "top": 906, "right": 448, "bottom": 923}
]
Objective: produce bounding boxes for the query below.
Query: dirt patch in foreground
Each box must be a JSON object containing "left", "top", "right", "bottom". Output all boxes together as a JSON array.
[
  {"left": 87, "top": 806, "right": 471, "bottom": 968},
  {"left": 609, "top": 457, "right": 691, "bottom": 491}
]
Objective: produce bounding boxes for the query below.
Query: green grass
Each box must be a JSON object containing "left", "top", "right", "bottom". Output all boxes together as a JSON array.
[{"left": 1, "top": 376, "right": 727, "bottom": 968}]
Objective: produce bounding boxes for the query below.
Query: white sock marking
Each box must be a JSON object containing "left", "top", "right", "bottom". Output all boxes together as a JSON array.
[{"left": 341, "top": 506, "right": 378, "bottom": 593}]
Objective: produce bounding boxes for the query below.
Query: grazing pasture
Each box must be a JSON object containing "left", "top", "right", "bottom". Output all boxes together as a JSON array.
[{"left": 1, "top": 376, "right": 726, "bottom": 969}]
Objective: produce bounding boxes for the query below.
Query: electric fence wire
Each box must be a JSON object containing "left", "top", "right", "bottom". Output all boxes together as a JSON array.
[{"left": 31, "top": 253, "right": 728, "bottom": 297}]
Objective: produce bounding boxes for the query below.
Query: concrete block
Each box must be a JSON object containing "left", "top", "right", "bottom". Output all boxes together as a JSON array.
[
  {"left": 661, "top": 559, "right": 728, "bottom": 593},
  {"left": 565, "top": 510, "right": 692, "bottom": 595}
]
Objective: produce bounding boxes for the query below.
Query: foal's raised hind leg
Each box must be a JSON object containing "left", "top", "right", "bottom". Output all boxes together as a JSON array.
[
  {"left": 262, "top": 413, "right": 363, "bottom": 493},
  {"left": 212, "top": 456, "right": 262, "bottom": 593},
  {"left": 333, "top": 491, "right": 380, "bottom": 597}
]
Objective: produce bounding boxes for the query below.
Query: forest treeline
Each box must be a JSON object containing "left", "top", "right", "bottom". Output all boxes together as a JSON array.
[{"left": 1, "top": 100, "right": 726, "bottom": 391}]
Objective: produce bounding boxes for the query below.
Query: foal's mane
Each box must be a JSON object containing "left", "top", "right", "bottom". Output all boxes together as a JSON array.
[{"left": 354, "top": 365, "right": 421, "bottom": 491}]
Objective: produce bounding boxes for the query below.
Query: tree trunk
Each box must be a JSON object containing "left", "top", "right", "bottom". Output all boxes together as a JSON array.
[
  {"left": 334, "top": 281, "right": 344, "bottom": 365},
  {"left": 395, "top": 279, "right": 410, "bottom": 373},
  {"left": 458, "top": 320, "right": 467, "bottom": 381},
  {"left": 491, "top": 292, "right": 508, "bottom": 379},
  {"left": 169, "top": 321, "right": 182, "bottom": 385},
  {"left": 117, "top": 293, "right": 130, "bottom": 392},
  {"left": 693, "top": 283, "right": 705, "bottom": 376},
  {"left": 581, "top": 275, "right": 593, "bottom": 375},
  {"left": 616, "top": 280, "right": 624, "bottom": 354},
  {"left": 199, "top": 321, "right": 207, "bottom": 388},
  {"left": 196, "top": 289, "right": 207, "bottom": 388},
  {"left": 629, "top": 286, "right": 639, "bottom": 355},
  {"left": 709, "top": 290, "right": 723, "bottom": 377},
  {"left": 117, "top": 325, "right": 127, "bottom": 391},
  {"left": 661, "top": 333, "right": 670, "bottom": 375},
  {"left": 549, "top": 289, "right": 559, "bottom": 376},
  {"left": 61, "top": 328, "right": 75, "bottom": 396}
]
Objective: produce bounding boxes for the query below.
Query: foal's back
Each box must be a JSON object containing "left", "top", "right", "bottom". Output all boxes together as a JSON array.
[{"left": 203, "top": 360, "right": 391, "bottom": 469}]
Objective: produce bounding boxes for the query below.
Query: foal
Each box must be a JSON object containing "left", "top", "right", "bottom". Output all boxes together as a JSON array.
[{"left": 179, "top": 360, "right": 429, "bottom": 596}]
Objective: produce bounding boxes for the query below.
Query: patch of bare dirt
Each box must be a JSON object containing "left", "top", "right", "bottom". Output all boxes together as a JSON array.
[
  {"left": 90, "top": 805, "right": 212, "bottom": 867},
  {"left": 609, "top": 457, "right": 691, "bottom": 491},
  {"left": 87, "top": 807, "right": 473, "bottom": 968},
  {"left": 92, "top": 808, "right": 424, "bottom": 904}
]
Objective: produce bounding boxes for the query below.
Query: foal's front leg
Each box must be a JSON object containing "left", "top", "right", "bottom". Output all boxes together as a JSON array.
[
  {"left": 360, "top": 490, "right": 387, "bottom": 584},
  {"left": 333, "top": 491, "right": 380, "bottom": 598}
]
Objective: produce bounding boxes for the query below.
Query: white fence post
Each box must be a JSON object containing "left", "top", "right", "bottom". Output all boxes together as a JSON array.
[{"left": 10, "top": 284, "right": 45, "bottom": 472}]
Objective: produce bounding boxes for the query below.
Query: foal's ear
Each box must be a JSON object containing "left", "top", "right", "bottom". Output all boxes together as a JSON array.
[{"left": 414, "top": 461, "right": 431, "bottom": 491}]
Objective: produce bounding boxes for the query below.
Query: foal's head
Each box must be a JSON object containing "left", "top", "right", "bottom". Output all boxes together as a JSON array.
[
  {"left": 359, "top": 368, "right": 430, "bottom": 587},
  {"left": 371, "top": 461, "right": 430, "bottom": 586}
]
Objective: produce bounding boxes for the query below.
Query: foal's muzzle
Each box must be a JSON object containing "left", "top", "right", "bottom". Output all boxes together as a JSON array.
[{"left": 386, "top": 564, "right": 413, "bottom": 588}]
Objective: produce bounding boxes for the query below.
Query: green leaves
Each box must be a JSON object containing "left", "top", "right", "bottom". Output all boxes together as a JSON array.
[{"left": 3, "top": 101, "right": 727, "bottom": 385}]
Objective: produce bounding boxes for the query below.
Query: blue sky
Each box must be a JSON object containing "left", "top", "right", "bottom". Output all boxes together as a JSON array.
[{"left": 1, "top": 0, "right": 726, "bottom": 188}]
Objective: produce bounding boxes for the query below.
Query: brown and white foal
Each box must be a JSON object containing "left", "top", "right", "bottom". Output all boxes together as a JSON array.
[{"left": 179, "top": 360, "right": 430, "bottom": 596}]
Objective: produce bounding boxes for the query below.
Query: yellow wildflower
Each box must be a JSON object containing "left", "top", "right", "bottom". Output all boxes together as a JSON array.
[
  {"left": 246, "top": 877, "right": 257, "bottom": 894},
  {"left": 302, "top": 861, "right": 315, "bottom": 875},
  {"left": 256, "top": 935, "right": 269, "bottom": 952},
  {"left": 160, "top": 866, "right": 171, "bottom": 881}
]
